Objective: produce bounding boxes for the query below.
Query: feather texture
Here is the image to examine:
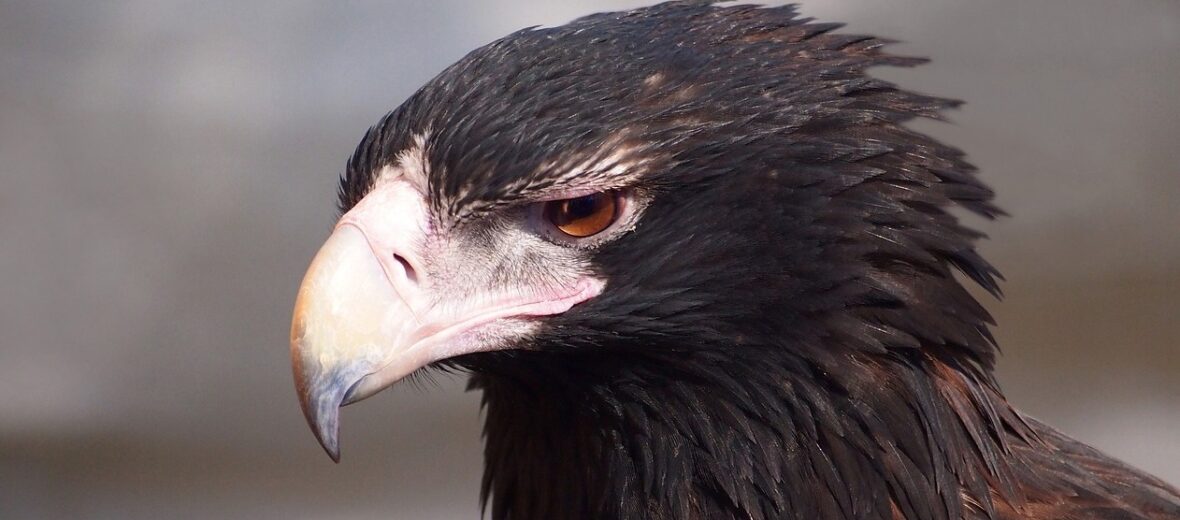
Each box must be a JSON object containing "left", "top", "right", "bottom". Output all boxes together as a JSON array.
[{"left": 336, "top": 2, "right": 1180, "bottom": 519}]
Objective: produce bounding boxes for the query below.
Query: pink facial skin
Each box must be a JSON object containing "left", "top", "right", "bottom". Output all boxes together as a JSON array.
[{"left": 290, "top": 176, "right": 604, "bottom": 460}]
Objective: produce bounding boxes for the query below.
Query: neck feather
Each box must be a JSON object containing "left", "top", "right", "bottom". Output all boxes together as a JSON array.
[{"left": 473, "top": 348, "right": 1033, "bottom": 520}]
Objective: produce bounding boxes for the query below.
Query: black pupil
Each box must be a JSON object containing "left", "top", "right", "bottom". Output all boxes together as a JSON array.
[{"left": 564, "top": 194, "right": 601, "bottom": 220}]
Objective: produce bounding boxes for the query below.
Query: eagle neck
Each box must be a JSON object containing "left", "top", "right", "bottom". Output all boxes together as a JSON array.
[{"left": 473, "top": 348, "right": 1031, "bottom": 520}]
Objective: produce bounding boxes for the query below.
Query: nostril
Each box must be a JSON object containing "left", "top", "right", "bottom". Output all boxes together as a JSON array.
[{"left": 392, "top": 253, "right": 418, "bottom": 284}]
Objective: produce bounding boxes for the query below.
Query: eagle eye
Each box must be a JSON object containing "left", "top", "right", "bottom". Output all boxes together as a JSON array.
[{"left": 541, "top": 191, "right": 620, "bottom": 238}]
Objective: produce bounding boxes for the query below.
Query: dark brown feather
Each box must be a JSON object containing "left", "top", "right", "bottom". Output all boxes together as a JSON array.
[
  {"left": 998, "top": 419, "right": 1180, "bottom": 520},
  {"left": 336, "top": 2, "right": 1180, "bottom": 518}
]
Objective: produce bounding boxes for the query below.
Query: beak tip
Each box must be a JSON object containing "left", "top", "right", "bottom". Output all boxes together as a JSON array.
[
  {"left": 296, "top": 379, "right": 346, "bottom": 463},
  {"left": 310, "top": 412, "right": 341, "bottom": 463},
  {"left": 310, "top": 412, "right": 343, "bottom": 463},
  {"left": 323, "top": 441, "right": 342, "bottom": 464}
]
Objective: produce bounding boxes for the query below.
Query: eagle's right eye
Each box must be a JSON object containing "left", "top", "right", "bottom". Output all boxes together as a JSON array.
[{"left": 541, "top": 191, "right": 621, "bottom": 238}]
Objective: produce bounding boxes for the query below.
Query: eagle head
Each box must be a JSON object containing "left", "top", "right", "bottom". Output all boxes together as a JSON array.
[{"left": 291, "top": 0, "right": 999, "bottom": 483}]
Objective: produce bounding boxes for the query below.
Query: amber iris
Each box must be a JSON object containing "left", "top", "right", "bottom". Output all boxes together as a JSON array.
[{"left": 543, "top": 192, "right": 619, "bottom": 238}]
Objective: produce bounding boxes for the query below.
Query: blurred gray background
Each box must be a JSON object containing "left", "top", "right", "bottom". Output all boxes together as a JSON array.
[{"left": 2, "top": 1, "right": 1177, "bottom": 518}]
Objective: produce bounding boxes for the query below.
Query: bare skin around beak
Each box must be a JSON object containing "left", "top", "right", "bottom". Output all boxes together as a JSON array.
[{"left": 290, "top": 179, "right": 602, "bottom": 461}]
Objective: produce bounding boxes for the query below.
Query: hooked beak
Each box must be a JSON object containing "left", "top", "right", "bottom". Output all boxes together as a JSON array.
[
  {"left": 290, "top": 179, "right": 602, "bottom": 461},
  {"left": 290, "top": 225, "right": 418, "bottom": 461}
]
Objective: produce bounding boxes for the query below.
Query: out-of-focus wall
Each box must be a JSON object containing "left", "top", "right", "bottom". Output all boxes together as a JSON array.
[{"left": 1, "top": 1, "right": 1176, "bottom": 518}]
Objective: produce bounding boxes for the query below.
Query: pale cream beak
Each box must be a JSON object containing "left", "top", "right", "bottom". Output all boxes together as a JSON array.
[
  {"left": 290, "top": 180, "right": 434, "bottom": 462},
  {"left": 291, "top": 179, "right": 605, "bottom": 462},
  {"left": 291, "top": 225, "right": 422, "bottom": 461}
]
